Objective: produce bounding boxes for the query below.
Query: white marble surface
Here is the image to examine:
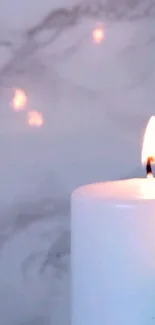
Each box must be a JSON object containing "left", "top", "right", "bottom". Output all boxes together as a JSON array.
[{"left": 0, "top": 1, "right": 155, "bottom": 324}]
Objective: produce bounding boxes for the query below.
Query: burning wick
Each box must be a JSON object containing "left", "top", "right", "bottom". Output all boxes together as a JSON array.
[
  {"left": 141, "top": 116, "right": 155, "bottom": 179},
  {"left": 146, "top": 157, "right": 154, "bottom": 178}
]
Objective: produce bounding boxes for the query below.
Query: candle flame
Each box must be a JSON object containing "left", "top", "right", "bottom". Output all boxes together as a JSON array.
[
  {"left": 12, "top": 88, "right": 27, "bottom": 111},
  {"left": 141, "top": 116, "right": 155, "bottom": 166},
  {"left": 28, "top": 110, "right": 43, "bottom": 127},
  {"left": 92, "top": 27, "right": 104, "bottom": 44}
]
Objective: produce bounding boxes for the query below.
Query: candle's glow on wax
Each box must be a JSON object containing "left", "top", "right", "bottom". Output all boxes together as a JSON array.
[
  {"left": 74, "top": 179, "right": 155, "bottom": 200},
  {"left": 140, "top": 178, "right": 155, "bottom": 199}
]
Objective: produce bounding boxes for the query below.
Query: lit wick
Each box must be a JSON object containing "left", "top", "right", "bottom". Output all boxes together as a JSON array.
[{"left": 146, "top": 157, "right": 154, "bottom": 178}]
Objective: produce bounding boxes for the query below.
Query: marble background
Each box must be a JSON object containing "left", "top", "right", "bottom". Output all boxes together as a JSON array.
[{"left": 0, "top": 0, "right": 155, "bottom": 324}]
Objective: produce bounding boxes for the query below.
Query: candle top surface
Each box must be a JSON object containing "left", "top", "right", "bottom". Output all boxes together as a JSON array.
[{"left": 72, "top": 178, "right": 155, "bottom": 201}]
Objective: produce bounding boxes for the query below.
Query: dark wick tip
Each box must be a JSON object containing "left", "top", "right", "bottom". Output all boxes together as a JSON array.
[{"left": 146, "top": 157, "right": 153, "bottom": 177}]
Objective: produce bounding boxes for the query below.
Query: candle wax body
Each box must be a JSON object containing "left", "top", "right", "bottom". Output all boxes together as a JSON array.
[{"left": 71, "top": 179, "right": 155, "bottom": 325}]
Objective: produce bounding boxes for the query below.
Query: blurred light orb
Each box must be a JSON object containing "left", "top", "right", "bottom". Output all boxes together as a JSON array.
[
  {"left": 12, "top": 88, "right": 27, "bottom": 111},
  {"left": 28, "top": 111, "right": 43, "bottom": 127},
  {"left": 92, "top": 27, "right": 104, "bottom": 44}
]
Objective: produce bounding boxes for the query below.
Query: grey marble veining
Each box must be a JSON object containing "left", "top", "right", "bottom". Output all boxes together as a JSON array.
[{"left": 0, "top": 1, "right": 155, "bottom": 324}]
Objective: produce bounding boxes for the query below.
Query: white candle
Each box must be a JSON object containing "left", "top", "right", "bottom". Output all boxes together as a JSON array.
[{"left": 71, "top": 116, "right": 155, "bottom": 325}]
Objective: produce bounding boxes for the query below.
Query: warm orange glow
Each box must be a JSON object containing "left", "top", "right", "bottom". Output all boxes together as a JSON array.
[
  {"left": 140, "top": 178, "right": 155, "bottom": 199},
  {"left": 28, "top": 111, "right": 43, "bottom": 127},
  {"left": 92, "top": 27, "right": 104, "bottom": 44},
  {"left": 141, "top": 116, "right": 155, "bottom": 165},
  {"left": 12, "top": 89, "right": 27, "bottom": 111}
]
